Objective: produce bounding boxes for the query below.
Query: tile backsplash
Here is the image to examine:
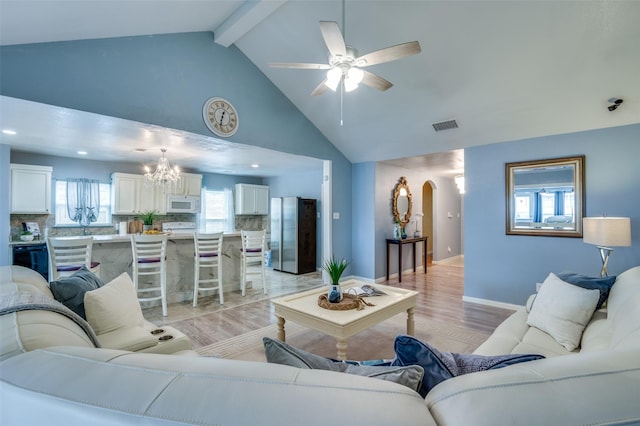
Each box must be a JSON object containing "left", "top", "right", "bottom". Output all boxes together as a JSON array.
[{"left": 10, "top": 213, "right": 270, "bottom": 241}]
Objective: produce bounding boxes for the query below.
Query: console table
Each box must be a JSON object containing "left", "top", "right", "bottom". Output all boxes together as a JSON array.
[{"left": 386, "top": 236, "right": 428, "bottom": 282}]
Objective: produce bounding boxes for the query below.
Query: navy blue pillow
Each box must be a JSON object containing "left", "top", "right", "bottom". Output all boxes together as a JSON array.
[
  {"left": 556, "top": 272, "right": 616, "bottom": 309},
  {"left": 49, "top": 266, "right": 105, "bottom": 319},
  {"left": 391, "top": 335, "right": 544, "bottom": 397}
]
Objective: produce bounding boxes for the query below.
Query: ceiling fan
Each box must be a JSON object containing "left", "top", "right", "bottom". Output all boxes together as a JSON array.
[{"left": 269, "top": 18, "right": 421, "bottom": 96}]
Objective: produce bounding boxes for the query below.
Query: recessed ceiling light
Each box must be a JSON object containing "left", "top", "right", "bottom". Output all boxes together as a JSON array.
[
  {"left": 77, "top": 151, "right": 88, "bottom": 155},
  {"left": 2, "top": 129, "right": 17, "bottom": 135},
  {"left": 251, "top": 164, "right": 259, "bottom": 168},
  {"left": 135, "top": 148, "right": 147, "bottom": 152}
]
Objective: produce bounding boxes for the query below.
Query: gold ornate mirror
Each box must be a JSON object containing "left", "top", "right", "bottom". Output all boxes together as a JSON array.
[
  {"left": 506, "top": 155, "right": 585, "bottom": 237},
  {"left": 393, "top": 176, "right": 412, "bottom": 229}
]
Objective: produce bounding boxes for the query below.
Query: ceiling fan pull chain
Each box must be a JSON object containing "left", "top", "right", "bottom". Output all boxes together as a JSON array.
[{"left": 340, "top": 81, "right": 344, "bottom": 126}]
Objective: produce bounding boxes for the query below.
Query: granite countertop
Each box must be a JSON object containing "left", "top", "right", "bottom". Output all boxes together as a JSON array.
[{"left": 9, "top": 231, "right": 243, "bottom": 246}]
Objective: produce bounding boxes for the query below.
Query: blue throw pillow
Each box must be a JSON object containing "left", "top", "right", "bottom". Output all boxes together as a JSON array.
[
  {"left": 391, "top": 335, "right": 544, "bottom": 397},
  {"left": 262, "top": 337, "right": 424, "bottom": 392},
  {"left": 556, "top": 272, "right": 616, "bottom": 309},
  {"left": 49, "top": 266, "right": 105, "bottom": 319}
]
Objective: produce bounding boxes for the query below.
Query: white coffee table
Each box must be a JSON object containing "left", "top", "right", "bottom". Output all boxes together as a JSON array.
[{"left": 271, "top": 279, "right": 418, "bottom": 360}]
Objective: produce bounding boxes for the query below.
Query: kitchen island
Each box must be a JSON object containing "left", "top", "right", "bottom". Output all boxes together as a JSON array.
[{"left": 89, "top": 232, "right": 244, "bottom": 306}]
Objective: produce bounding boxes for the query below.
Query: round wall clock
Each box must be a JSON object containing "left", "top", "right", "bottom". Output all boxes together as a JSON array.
[{"left": 203, "top": 97, "right": 239, "bottom": 137}]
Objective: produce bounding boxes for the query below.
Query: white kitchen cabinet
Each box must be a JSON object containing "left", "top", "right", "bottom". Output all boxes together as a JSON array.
[
  {"left": 111, "top": 173, "right": 138, "bottom": 214},
  {"left": 235, "top": 184, "right": 269, "bottom": 215},
  {"left": 177, "top": 173, "right": 202, "bottom": 197},
  {"left": 10, "top": 164, "right": 53, "bottom": 214},
  {"left": 111, "top": 173, "right": 167, "bottom": 215}
]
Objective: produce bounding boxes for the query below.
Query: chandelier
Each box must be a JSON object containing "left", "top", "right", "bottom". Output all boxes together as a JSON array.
[{"left": 144, "top": 149, "right": 180, "bottom": 187}]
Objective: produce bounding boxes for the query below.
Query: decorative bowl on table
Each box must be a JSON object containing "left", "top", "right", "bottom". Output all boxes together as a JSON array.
[{"left": 20, "top": 234, "right": 34, "bottom": 241}]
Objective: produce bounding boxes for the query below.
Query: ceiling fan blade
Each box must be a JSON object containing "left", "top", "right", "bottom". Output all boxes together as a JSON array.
[
  {"left": 311, "top": 80, "right": 329, "bottom": 96},
  {"left": 361, "top": 70, "right": 393, "bottom": 91},
  {"left": 319, "top": 21, "right": 346, "bottom": 58},
  {"left": 269, "top": 62, "right": 331, "bottom": 70},
  {"left": 356, "top": 41, "right": 421, "bottom": 67}
]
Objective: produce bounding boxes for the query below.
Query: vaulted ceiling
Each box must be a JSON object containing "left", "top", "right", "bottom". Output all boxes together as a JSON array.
[{"left": 1, "top": 1, "right": 638, "bottom": 175}]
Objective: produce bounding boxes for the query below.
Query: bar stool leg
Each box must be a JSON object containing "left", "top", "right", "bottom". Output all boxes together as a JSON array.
[
  {"left": 193, "top": 258, "right": 200, "bottom": 307},
  {"left": 241, "top": 256, "right": 247, "bottom": 296},
  {"left": 217, "top": 257, "right": 224, "bottom": 305},
  {"left": 261, "top": 256, "right": 267, "bottom": 294},
  {"left": 161, "top": 260, "right": 167, "bottom": 317}
]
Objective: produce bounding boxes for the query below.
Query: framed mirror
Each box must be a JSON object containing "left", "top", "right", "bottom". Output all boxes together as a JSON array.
[
  {"left": 506, "top": 155, "right": 585, "bottom": 237},
  {"left": 392, "top": 176, "right": 412, "bottom": 229}
]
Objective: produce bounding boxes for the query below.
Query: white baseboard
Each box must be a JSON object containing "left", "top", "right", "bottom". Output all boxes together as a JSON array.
[
  {"left": 433, "top": 255, "right": 464, "bottom": 265},
  {"left": 347, "top": 275, "right": 375, "bottom": 284},
  {"left": 462, "top": 295, "right": 522, "bottom": 311}
]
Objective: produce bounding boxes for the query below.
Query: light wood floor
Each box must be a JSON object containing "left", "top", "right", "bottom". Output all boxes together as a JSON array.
[{"left": 144, "top": 260, "right": 516, "bottom": 350}]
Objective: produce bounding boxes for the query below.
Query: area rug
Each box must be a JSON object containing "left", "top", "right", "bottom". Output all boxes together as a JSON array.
[{"left": 196, "top": 314, "right": 491, "bottom": 362}]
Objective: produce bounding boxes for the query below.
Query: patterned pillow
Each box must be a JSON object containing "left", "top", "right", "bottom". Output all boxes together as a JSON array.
[
  {"left": 263, "top": 337, "right": 424, "bottom": 392},
  {"left": 391, "top": 335, "right": 545, "bottom": 397}
]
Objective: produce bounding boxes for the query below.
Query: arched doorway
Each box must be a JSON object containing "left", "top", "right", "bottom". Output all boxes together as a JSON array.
[{"left": 422, "top": 181, "right": 435, "bottom": 264}]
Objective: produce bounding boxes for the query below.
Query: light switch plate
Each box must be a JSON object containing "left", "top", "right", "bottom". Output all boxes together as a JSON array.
[{"left": 332, "top": 212, "right": 340, "bottom": 219}]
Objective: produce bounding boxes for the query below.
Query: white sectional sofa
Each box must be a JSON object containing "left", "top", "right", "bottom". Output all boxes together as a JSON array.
[
  {"left": 0, "top": 265, "right": 192, "bottom": 357},
  {"left": 1, "top": 264, "right": 639, "bottom": 425}
]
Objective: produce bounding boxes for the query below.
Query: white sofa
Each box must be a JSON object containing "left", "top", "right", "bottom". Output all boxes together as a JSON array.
[{"left": 1, "top": 265, "right": 639, "bottom": 425}]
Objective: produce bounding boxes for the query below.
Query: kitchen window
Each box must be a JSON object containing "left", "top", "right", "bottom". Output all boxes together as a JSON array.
[
  {"left": 201, "top": 188, "right": 234, "bottom": 232},
  {"left": 55, "top": 180, "right": 112, "bottom": 226}
]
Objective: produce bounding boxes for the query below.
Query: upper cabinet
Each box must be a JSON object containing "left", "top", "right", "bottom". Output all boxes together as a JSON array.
[
  {"left": 10, "top": 164, "right": 52, "bottom": 214},
  {"left": 176, "top": 173, "right": 203, "bottom": 197},
  {"left": 235, "top": 184, "right": 269, "bottom": 215},
  {"left": 111, "top": 172, "right": 203, "bottom": 215},
  {"left": 111, "top": 173, "right": 166, "bottom": 215}
]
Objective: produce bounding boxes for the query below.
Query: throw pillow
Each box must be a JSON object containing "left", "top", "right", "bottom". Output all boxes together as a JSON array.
[
  {"left": 49, "top": 266, "right": 105, "bottom": 319},
  {"left": 84, "top": 272, "right": 145, "bottom": 335},
  {"left": 262, "top": 337, "right": 424, "bottom": 393},
  {"left": 390, "top": 335, "right": 544, "bottom": 397},
  {"left": 527, "top": 272, "right": 600, "bottom": 351},
  {"left": 556, "top": 272, "right": 616, "bottom": 309}
]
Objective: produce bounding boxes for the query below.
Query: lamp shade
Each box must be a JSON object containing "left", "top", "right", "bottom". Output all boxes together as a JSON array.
[{"left": 583, "top": 217, "right": 631, "bottom": 247}]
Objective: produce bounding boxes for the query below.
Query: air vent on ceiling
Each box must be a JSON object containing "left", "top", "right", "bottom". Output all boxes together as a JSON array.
[{"left": 432, "top": 119, "right": 459, "bottom": 132}]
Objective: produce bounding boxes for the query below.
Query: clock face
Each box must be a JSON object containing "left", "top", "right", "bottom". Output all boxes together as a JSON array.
[{"left": 203, "top": 97, "right": 238, "bottom": 137}]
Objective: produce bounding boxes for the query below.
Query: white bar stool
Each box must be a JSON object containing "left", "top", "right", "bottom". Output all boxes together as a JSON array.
[
  {"left": 240, "top": 230, "right": 267, "bottom": 296},
  {"left": 130, "top": 234, "right": 168, "bottom": 317},
  {"left": 193, "top": 232, "right": 224, "bottom": 306},
  {"left": 47, "top": 237, "right": 101, "bottom": 282}
]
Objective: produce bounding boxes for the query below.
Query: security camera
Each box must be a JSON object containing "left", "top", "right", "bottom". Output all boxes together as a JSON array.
[{"left": 607, "top": 98, "right": 623, "bottom": 111}]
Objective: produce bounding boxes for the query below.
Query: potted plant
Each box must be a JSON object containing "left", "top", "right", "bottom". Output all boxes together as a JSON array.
[
  {"left": 322, "top": 257, "right": 350, "bottom": 303},
  {"left": 136, "top": 210, "right": 158, "bottom": 231},
  {"left": 20, "top": 230, "right": 34, "bottom": 242}
]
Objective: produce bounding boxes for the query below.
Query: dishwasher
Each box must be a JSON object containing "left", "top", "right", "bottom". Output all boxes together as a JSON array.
[{"left": 12, "top": 243, "right": 49, "bottom": 281}]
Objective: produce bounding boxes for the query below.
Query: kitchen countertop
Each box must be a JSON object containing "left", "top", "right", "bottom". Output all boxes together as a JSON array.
[{"left": 9, "top": 231, "right": 243, "bottom": 246}]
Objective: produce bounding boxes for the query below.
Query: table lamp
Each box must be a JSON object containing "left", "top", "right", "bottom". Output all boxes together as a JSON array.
[{"left": 583, "top": 217, "right": 631, "bottom": 277}]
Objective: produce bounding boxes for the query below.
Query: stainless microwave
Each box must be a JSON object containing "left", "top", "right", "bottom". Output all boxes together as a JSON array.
[{"left": 166, "top": 195, "right": 200, "bottom": 213}]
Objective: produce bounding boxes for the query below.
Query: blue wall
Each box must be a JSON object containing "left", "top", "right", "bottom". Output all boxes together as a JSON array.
[
  {"left": 0, "top": 32, "right": 353, "bottom": 270},
  {"left": 465, "top": 124, "right": 640, "bottom": 305},
  {"left": 351, "top": 162, "right": 376, "bottom": 279}
]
